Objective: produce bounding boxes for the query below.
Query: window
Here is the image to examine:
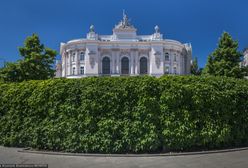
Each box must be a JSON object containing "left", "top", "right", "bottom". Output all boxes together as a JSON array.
[
  {"left": 121, "top": 57, "right": 129, "bottom": 75},
  {"left": 80, "top": 52, "right": 85, "bottom": 61},
  {"left": 140, "top": 57, "right": 148, "bottom": 74},
  {"left": 72, "top": 53, "right": 76, "bottom": 62},
  {"left": 72, "top": 67, "right": 76, "bottom": 75},
  {"left": 173, "top": 67, "right": 177, "bottom": 74},
  {"left": 165, "top": 53, "right": 169, "bottom": 61},
  {"left": 102, "top": 57, "right": 110, "bottom": 75},
  {"left": 165, "top": 66, "right": 170, "bottom": 74},
  {"left": 80, "top": 66, "right": 84, "bottom": 75},
  {"left": 174, "top": 54, "right": 177, "bottom": 62}
]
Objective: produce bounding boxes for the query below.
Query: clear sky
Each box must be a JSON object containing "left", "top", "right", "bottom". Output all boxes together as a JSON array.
[{"left": 0, "top": 0, "right": 247, "bottom": 68}]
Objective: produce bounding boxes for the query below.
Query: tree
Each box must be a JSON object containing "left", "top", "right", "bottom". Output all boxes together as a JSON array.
[
  {"left": 18, "top": 34, "right": 57, "bottom": 80},
  {"left": 191, "top": 57, "right": 201, "bottom": 75},
  {"left": 204, "top": 55, "right": 214, "bottom": 75},
  {"left": 0, "top": 34, "right": 57, "bottom": 82},
  {"left": 203, "top": 32, "right": 243, "bottom": 78},
  {"left": 0, "top": 62, "right": 21, "bottom": 82},
  {"left": 242, "top": 66, "right": 248, "bottom": 77}
]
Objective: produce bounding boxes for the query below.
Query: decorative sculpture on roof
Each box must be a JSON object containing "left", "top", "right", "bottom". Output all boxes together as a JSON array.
[
  {"left": 152, "top": 25, "right": 163, "bottom": 40},
  {"left": 123, "top": 11, "right": 129, "bottom": 27},
  {"left": 90, "top": 25, "right": 95, "bottom": 32},
  {"left": 87, "top": 24, "right": 98, "bottom": 40},
  {"left": 115, "top": 10, "right": 134, "bottom": 29},
  {"left": 155, "top": 25, "right": 160, "bottom": 33}
]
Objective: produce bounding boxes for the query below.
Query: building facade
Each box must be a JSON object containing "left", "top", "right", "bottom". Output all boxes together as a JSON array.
[
  {"left": 56, "top": 13, "right": 192, "bottom": 78},
  {"left": 242, "top": 48, "right": 248, "bottom": 67}
]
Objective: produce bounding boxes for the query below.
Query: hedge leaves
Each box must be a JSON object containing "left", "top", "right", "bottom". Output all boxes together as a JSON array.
[{"left": 0, "top": 76, "right": 248, "bottom": 153}]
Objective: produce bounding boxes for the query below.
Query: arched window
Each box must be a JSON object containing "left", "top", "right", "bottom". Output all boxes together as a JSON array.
[
  {"left": 165, "top": 53, "right": 169, "bottom": 61},
  {"left": 140, "top": 57, "right": 148, "bottom": 74},
  {"left": 102, "top": 57, "right": 110, "bottom": 75},
  {"left": 121, "top": 57, "right": 129, "bottom": 75}
]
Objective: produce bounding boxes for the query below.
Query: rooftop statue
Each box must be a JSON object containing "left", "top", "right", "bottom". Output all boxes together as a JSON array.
[
  {"left": 115, "top": 10, "right": 134, "bottom": 29},
  {"left": 155, "top": 25, "right": 160, "bottom": 33},
  {"left": 89, "top": 25, "right": 95, "bottom": 32}
]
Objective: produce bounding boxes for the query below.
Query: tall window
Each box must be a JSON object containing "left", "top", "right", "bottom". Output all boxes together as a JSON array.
[
  {"left": 80, "top": 52, "right": 85, "bottom": 61},
  {"left": 80, "top": 66, "right": 84, "bottom": 75},
  {"left": 173, "top": 67, "right": 177, "bottom": 74},
  {"left": 72, "top": 67, "right": 76, "bottom": 75},
  {"left": 174, "top": 54, "right": 177, "bottom": 62},
  {"left": 121, "top": 57, "right": 129, "bottom": 75},
  {"left": 102, "top": 57, "right": 110, "bottom": 75},
  {"left": 140, "top": 57, "right": 148, "bottom": 74},
  {"left": 165, "top": 66, "right": 170, "bottom": 74},
  {"left": 165, "top": 53, "right": 169, "bottom": 61},
  {"left": 72, "top": 53, "right": 76, "bottom": 62}
]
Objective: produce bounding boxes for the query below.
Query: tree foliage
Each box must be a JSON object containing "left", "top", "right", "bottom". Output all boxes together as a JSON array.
[
  {"left": 242, "top": 66, "right": 248, "bottom": 77},
  {"left": 204, "top": 32, "right": 244, "bottom": 78},
  {"left": 0, "top": 76, "right": 247, "bottom": 153},
  {"left": 0, "top": 34, "right": 57, "bottom": 82},
  {"left": 0, "top": 62, "right": 21, "bottom": 82},
  {"left": 191, "top": 57, "right": 201, "bottom": 75}
]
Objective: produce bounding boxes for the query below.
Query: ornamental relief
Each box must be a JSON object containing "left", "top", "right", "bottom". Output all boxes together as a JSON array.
[
  {"left": 155, "top": 55, "right": 161, "bottom": 69},
  {"left": 88, "top": 51, "right": 96, "bottom": 68},
  {"left": 120, "top": 49, "right": 130, "bottom": 56},
  {"left": 154, "top": 51, "right": 162, "bottom": 56},
  {"left": 138, "top": 50, "right": 149, "bottom": 56},
  {"left": 167, "top": 48, "right": 182, "bottom": 54},
  {"left": 100, "top": 50, "right": 112, "bottom": 57},
  {"left": 120, "top": 52, "right": 130, "bottom": 57},
  {"left": 90, "top": 56, "right": 95, "bottom": 68},
  {"left": 88, "top": 50, "right": 96, "bottom": 55}
]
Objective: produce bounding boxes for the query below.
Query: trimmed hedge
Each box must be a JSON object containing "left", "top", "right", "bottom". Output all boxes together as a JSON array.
[{"left": 0, "top": 76, "right": 248, "bottom": 153}]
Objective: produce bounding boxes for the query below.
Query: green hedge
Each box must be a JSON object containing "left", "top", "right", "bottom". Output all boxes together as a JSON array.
[{"left": 0, "top": 76, "right": 248, "bottom": 153}]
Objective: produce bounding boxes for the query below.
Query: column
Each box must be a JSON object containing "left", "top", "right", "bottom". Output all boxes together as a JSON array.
[
  {"left": 112, "top": 52, "right": 115, "bottom": 74},
  {"left": 182, "top": 54, "right": 185, "bottom": 74},
  {"left": 64, "top": 52, "right": 67, "bottom": 77},
  {"left": 98, "top": 49, "right": 101, "bottom": 74},
  {"left": 130, "top": 50, "right": 134, "bottom": 75},
  {"left": 135, "top": 50, "right": 138, "bottom": 74},
  {"left": 114, "top": 50, "right": 118, "bottom": 74},
  {"left": 134, "top": 54, "right": 136, "bottom": 75},
  {"left": 68, "top": 51, "right": 71, "bottom": 76},
  {"left": 116, "top": 50, "right": 120, "bottom": 74},
  {"left": 76, "top": 50, "right": 79, "bottom": 75},
  {"left": 133, "top": 55, "right": 135, "bottom": 75},
  {"left": 179, "top": 52, "right": 182, "bottom": 75}
]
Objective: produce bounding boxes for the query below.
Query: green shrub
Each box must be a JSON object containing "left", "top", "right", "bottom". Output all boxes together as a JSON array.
[{"left": 0, "top": 76, "right": 247, "bottom": 153}]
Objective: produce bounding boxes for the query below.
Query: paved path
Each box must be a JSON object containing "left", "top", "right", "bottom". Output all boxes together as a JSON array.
[{"left": 0, "top": 146, "right": 248, "bottom": 168}]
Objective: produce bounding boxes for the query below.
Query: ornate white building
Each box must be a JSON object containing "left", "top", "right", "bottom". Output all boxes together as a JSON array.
[
  {"left": 56, "top": 13, "right": 192, "bottom": 78},
  {"left": 242, "top": 48, "right": 248, "bottom": 67}
]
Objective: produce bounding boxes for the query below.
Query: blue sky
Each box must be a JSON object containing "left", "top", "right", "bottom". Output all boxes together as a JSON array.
[{"left": 0, "top": 0, "right": 247, "bottom": 68}]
